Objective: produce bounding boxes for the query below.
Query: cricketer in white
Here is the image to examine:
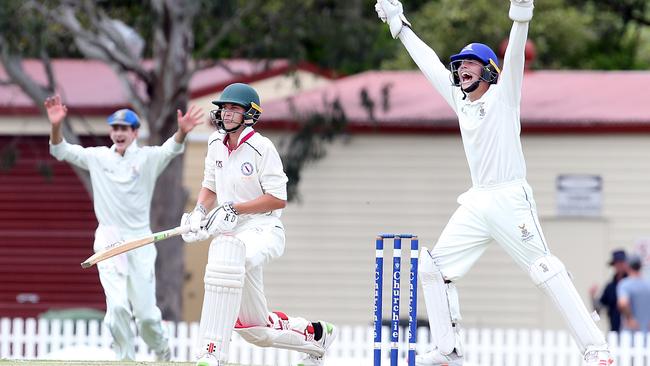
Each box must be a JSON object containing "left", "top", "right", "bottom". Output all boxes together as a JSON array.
[
  {"left": 375, "top": 1, "right": 613, "bottom": 365},
  {"left": 46, "top": 95, "right": 203, "bottom": 361},
  {"left": 181, "top": 83, "right": 337, "bottom": 366}
]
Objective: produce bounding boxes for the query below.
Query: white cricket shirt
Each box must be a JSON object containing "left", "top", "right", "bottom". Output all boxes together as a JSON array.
[
  {"left": 202, "top": 127, "right": 288, "bottom": 221},
  {"left": 400, "top": 21, "right": 530, "bottom": 188},
  {"left": 50, "top": 137, "right": 184, "bottom": 235}
]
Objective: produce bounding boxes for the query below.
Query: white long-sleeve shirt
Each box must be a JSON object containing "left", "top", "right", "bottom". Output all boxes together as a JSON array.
[
  {"left": 399, "top": 21, "right": 530, "bottom": 188},
  {"left": 50, "top": 137, "right": 184, "bottom": 235},
  {"left": 202, "top": 127, "right": 288, "bottom": 222}
]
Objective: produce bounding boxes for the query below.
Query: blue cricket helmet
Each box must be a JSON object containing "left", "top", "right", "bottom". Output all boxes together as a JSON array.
[
  {"left": 107, "top": 109, "right": 141, "bottom": 129},
  {"left": 450, "top": 43, "right": 501, "bottom": 86}
]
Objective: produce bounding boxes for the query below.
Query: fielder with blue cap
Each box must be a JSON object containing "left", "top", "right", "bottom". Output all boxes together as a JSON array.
[
  {"left": 45, "top": 94, "right": 204, "bottom": 361},
  {"left": 375, "top": 0, "right": 613, "bottom": 365},
  {"left": 107, "top": 109, "right": 141, "bottom": 129}
]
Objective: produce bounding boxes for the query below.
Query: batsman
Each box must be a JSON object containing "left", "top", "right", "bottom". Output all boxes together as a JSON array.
[
  {"left": 375, "top": 1, "right": 613, "bottom": 365},
  {"left": 181, "top": 83, "right": 337, "bottom": 366}
]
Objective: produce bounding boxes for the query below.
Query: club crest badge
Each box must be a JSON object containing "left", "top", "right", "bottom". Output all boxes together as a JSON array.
[{"left": 241, "top": 162, "right": 253, "bottom": 176}]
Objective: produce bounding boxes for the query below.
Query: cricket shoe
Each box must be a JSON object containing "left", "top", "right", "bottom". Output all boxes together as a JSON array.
[
  {"left": 415, "top": 348, "right": 463, "bottom": 366},
  {"left": 584, "top": 347, "right": 613, "bottom": 366},
  {"left": 196, "top": 352, "right": 223, "bottom": 366},
  {"left": 295, "top": 321, "right": 338, "bottom": 366}
]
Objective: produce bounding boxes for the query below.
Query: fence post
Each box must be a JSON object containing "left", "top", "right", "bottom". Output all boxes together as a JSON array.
[
  {"left": 11, "top": 318, "right": 24, "bottom": 359},
  {"left": 24, "top": 318, "right": 37, "bottom": 359}
]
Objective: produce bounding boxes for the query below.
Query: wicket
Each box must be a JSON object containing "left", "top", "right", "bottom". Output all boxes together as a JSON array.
[{"left": 373, "top": 233, "right": 419, "bottom": 366}]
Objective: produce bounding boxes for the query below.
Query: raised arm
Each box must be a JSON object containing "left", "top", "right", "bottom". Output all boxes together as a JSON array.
[
  {"left": 500, "top": 0, "right": 534, "bottom": 107},
  {"left": 45, "top": 95, "right": 67, "bottom": 145},
  {"left": 45, "top": 95, "right": 90, "bottom": 170},
  {"left": 149, "top": 105, "right": 204, "bottom": 176},
  {"left": 375, "top": 0, "right": 457, "bottom": 110},
  {"left": 174, "top": 105, "right": 204, "bottom": 144}
]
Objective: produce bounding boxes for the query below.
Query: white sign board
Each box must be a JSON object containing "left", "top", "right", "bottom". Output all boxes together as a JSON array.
[{"left": 556, "top": 174, "right": 602, "bottom": 217}]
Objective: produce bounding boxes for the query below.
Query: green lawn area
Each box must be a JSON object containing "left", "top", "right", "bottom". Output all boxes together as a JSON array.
[{"left": 0, "top": 361, "right": 201, "bottom": 366}]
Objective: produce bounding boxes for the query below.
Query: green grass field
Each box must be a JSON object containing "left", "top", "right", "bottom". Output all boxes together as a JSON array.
[
  {"left": 0, "top": 362, "right": 199, "bottom": 366},
  {"left": 0, "top": 361, "right": 270, "bottom": 366}
]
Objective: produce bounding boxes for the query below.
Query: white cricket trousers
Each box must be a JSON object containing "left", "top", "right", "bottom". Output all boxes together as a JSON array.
[
  {"left": 232, "top": 218, "right": 287, "bottom": 326},
  {"left": 94, "top": 225, "right": 169, "bottom": 360},
  {"left": 431, "top": 180, "right": 549, "bottom": 280}
]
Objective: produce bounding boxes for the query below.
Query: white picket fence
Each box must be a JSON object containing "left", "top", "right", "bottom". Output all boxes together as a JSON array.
[{"left": 1, "top": 317, "right": 649, "bottom": 365}]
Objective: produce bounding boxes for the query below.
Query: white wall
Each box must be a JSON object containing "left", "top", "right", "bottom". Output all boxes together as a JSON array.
[{"left": 252, "top": 133, "right": 650, "bottom": 331}]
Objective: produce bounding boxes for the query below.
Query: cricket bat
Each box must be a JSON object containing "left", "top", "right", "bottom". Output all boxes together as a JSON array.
[{"left": 80, "top": 225, "right": 191, "bottom": 269}]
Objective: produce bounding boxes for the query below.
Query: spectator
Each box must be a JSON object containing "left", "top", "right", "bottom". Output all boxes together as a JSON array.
[
  {"left": 617, "top": 255, "right": 650, "bottom": 332},
  {"left": 590, "top": 249, "right": 628, "bottom": 332}
]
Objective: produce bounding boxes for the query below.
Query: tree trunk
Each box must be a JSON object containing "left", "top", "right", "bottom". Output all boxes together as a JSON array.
[{"left": 151, "top": 154, "right": 188, "bottom": 321}]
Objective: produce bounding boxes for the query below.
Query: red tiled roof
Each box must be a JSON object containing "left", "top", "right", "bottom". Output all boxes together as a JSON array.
[
  {"left": 262, "top": 70, "right": 650, "bottom": 133},
  {"left": 0, "top": 59, "right": 333, "bottom": 116}
]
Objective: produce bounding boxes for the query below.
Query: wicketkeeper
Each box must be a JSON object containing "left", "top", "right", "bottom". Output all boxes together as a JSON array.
[
  {"left": 374, "top": 1, "right": 613, "bottom": 365},
  {"left": 181, "top": 83, "right": 337, "bottom": 366},
  {"left": 46, "top": 95, "right": 203, "bottom": 361}
]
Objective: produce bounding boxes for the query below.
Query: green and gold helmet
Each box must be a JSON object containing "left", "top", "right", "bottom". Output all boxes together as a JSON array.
[{"left": 210, "top": 83, "right": 263, "bottom": 133}]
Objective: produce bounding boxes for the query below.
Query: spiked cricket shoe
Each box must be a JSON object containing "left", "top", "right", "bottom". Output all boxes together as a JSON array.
[
  {"left": 415, "top": 348, "right": 464, "bottom": 366},
  {"left": 296, "top": 321, "right": 338, "bottom": 366},
  {"left": 584, "top": 348, "right": 613, "bottom": 366}
]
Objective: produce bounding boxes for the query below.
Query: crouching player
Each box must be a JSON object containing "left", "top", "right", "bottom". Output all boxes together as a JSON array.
[{"left": 181, "top": 83, "right": 337, "bottom": 366}]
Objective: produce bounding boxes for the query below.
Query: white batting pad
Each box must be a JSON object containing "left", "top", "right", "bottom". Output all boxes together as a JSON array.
[
  {"left": 197, "top": 235, "right": 246, "bottom": 362},
  {"left": 235, "top": 312, "right": 323, "bottom": 357},
  {"left": 529, "top": 255, "right": 607, "bottom": 354},
  {"left": 418, "top": 248, "right": 463, "bottom": 356}
]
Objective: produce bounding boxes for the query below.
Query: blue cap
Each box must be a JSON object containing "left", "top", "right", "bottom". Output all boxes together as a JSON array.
[
  {"left": 609, "top": 249, "right": 627, "bottom": 265},
  {"left": 107, "top": 109, "right": 140, "bottom": 129}
]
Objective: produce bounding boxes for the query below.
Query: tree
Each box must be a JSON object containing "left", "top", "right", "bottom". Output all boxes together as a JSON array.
[{"left": 381, "top": 0, "right": 649, "bottom": 70}]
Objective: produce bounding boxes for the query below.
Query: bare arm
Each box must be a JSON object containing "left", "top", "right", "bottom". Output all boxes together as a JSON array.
[
  {"left": 45, "top": 95, "right": 68, "bottom": 145},
  {"left": 46, "top": 95, "right": 91, "bottom": 169},
  {"left": 196, "top": 186, "right": 217, "bottom": 212},
  {"left": 232, "top": 193, "right": 286, "bottom": 215},
  {"left": 618, "top": 297, "right": 640, "bottom": 330},
  {"left": 174, "top": 105, "right": 204, "bottom": 143}
]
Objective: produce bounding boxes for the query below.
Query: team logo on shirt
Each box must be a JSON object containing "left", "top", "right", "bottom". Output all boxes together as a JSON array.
[
  {"left": 519, "top": 223, "right": 534, "bottom": 242},
  {"left": 241, "top": 162, "right": 254, "bottom": 176},
  {"left": 215, "top": 160, "right": 223, "bottom": 168},
  {"left": 130, "top": 164, "right": 140, "bottom": 180}
]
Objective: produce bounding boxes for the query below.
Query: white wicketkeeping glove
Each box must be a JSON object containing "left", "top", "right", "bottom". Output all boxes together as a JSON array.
[
  {"left": 181, "top": 205, "right": 209, "bottom": 243},
  {"left": 375, "top": 0, "right": 412, "bottom": 39},
  {"left": 509, "top": 0, "right": 534, "bottom": 22},
  {"left": 205, "top": 202, "right": 239, "bottom": 235}
]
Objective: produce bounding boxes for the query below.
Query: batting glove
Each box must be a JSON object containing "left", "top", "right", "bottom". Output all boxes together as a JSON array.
[
  {"left": 376, "top": 0, "right": 411, "bottom": 39},
  {"left": 181, "top": 205, "right": 209, "bottom": 243},
  {"left": 509, "top": 0, "right": 534, "bottom": 22},
  {"left": 205, "top": 202, "right": 239, "bottom": 235}
]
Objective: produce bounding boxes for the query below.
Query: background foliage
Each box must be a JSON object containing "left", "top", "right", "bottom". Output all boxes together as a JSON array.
[{"left": 2, "top": 0, "right": 648, "bottom": 72}]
